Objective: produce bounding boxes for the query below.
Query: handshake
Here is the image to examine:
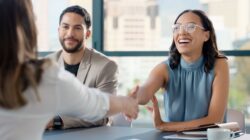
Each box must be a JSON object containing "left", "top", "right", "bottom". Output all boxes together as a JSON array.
[{"left": 110, "top": 86, "right": 140, "bottom": 121}]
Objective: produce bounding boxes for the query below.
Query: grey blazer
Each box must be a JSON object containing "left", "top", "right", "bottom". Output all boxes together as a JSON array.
[{"left": 47, "top": 47, "right": 118, "bottom": 128}]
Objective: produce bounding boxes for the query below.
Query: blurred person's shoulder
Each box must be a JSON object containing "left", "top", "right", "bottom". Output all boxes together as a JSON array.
[{"left": 40, "top": 59, "right": 61, "bottom": 80}]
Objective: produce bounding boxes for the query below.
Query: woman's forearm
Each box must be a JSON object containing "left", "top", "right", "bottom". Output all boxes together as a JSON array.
[
  {"left": 156, "top": 115, "right": 223, "bottom": 132},
  {"left": 136, "top": 86, "right": 152, "bottom": 105}
]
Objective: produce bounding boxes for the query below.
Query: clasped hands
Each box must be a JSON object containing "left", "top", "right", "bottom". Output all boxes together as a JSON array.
[{"left": 124, "top": 86, "right": 164, "bottom": 130}]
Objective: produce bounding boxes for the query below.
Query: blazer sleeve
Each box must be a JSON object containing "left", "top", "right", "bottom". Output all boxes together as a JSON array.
[{"left": 95, "top": 60, "right": 118, "bottom": 95}]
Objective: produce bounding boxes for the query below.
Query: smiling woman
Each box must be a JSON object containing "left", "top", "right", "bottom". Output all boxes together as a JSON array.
[{"left": 131, "top": 9, "right": 230, "bottom": 132}]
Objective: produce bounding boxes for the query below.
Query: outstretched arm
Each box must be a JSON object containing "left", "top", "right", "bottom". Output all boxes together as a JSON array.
[
  {"left": 136, "top": 63, "right": 168, "bottom": 105},
  {"left": 55, "top": 67, "right": 139, "bottom": 127}
]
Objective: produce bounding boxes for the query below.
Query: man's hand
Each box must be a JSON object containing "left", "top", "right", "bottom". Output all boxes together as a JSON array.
[
  {"left": 124, "top": 85, "right": 139, "bottom": 121},
  {"left": 121, "top": 96, "right": 139, "bottom": 120}
]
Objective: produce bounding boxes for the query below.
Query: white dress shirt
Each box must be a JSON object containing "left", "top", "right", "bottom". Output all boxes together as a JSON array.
[{"left": 0, "top": 63, "right": 109, "bottom": 140}]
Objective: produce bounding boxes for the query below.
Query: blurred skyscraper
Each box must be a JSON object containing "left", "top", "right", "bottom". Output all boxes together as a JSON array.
[
  {"left": 104, "top": 0, "right": 161, "bottom": 51},
  {"left": 32, "top": 0, "right": 49, "bottom": 51},
  {"left": 201, "top": 0, "right": 250, "bottom": 39}
]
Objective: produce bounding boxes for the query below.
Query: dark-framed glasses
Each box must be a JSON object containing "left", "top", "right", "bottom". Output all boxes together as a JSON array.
[{"left": 172, "top": 23, "right": 205, "bottom": 34}]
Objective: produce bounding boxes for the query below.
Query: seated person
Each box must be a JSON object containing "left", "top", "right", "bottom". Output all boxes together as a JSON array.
[
  {"left": 133, "top": 9, "right": 229, "bottom": 131},
  {"left": 47, "top": 5, "right": 119, "bottom": 129}
]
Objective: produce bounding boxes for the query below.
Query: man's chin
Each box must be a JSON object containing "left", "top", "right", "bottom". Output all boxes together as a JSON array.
[
  {"left": 63, "top": 46, "right": 82, "bottom": 53},
  {"left": 64, "top": 49, "right": 78, "bottom": 53},
  {"left": 61, "top": 41, "right": 83, "bottom": 53}
]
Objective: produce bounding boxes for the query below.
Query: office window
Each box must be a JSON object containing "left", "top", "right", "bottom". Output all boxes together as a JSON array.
[
  {"left": 104, "top": 0, "right": 250, "bottom": 51},
  {"left": 32, "top": 0, "right": 93, "bottom": 51}
]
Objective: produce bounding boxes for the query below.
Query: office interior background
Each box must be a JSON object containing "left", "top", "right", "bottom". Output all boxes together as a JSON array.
[{"left": 32, "top": 0, "right": 250, "bottom": 133}]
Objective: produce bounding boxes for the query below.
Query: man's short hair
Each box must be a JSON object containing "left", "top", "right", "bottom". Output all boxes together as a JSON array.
[{"left": 59, "top": 5, "right": 91, "bottom": 29}]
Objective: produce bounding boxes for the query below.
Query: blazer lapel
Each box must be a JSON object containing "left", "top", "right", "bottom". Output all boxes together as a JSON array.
[
  {"left": 76, "top": 48, "right": 92, "bottom": 84},
  {"left": 58, "top": 52, "right": 65, "bottom": 68}
]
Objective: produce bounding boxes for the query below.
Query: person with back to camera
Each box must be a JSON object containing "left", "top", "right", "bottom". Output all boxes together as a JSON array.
[
  {"left": 131, "top": 9, "right": 229, "bottom": 131},
  {"left": 0, "top": 0, "right": 138, "bottom": 140},
  {"left": 47, "top": 5, "right": 119, "bottom": 129}
]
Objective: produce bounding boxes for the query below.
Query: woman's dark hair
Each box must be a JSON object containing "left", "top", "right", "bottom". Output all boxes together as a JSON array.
[
  {"left": 169, "top": 9, "right": 226, "bottom": 73},
  {"left": 0, "top": 0, "right": 50, "bottom": 109}
]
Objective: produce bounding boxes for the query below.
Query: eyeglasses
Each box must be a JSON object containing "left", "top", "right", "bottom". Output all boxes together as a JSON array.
[{"left": 172, "top": 23, "right": 205, "bottom": 34}]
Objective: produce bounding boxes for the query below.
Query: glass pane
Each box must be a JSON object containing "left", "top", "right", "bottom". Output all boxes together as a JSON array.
[
  {"left": 228, "top": 57, "right": 250, "bottom": 118},
  {"left": 229, "top": 56, "right": 250, "bottom": 133},
  {"left": 32, "top": 0, "right": 92, "bottom": 51},
  {"left": 104, "top": 0, "right": 250, "bottom": 51},
  {"left": 112, "top": 56, "right": 250, "bottom": 133}
]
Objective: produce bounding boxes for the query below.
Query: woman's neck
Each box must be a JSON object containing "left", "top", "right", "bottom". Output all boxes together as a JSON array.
[{"left": 181, "top": 53, "right": 202, "bottom": 63}]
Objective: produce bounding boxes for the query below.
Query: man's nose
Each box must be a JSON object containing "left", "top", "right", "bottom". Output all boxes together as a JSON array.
[{"left": 66, "top": 28, "right": 75, "bottom": 37}]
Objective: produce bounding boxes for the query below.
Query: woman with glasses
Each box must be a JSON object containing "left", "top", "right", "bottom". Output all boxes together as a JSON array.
[
  {"left": 0, "top": 0, "right": 139, "bottom": 140},
  {"left": 133, "top": 9, "right": 229, "bottom": 131}
]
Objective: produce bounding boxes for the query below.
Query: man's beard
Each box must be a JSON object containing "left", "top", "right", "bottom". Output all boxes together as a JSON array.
[{"left": 60, "top": 37, "right": 83, "bottom": 53}]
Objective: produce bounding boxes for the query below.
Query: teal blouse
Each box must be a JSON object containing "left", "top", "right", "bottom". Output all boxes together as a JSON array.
[{"left": 164, "top": 56, "right": 215, "bottom": 122}]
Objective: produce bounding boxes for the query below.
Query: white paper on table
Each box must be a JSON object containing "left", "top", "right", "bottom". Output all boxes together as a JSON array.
[
  {"left": 182, "top": 131, "right": 207, "bottom": 135},
  {"left": 163, "top": 134, "right": 207, "bottom": 140}
]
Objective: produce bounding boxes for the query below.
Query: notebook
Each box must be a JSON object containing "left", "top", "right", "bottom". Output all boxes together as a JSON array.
[{"left": 179, "top": 122, "right": 240, "bottom": 132}]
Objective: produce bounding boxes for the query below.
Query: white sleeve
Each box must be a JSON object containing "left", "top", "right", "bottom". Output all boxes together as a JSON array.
[{"left": 55, "top": 68, "right": 110, "bottom": 122}]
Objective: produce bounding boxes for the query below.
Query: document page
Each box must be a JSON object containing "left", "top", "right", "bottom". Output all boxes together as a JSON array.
[{"left": 163, "top": 133, "right": 207, "bottom": 140}]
